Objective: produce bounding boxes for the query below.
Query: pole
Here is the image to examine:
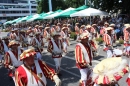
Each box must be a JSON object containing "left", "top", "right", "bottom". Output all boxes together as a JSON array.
[
  {"left": 48, "top": 0, "right": 52, "bottom": 11},
  {"left": 28, "top": 0, "right": 32, "bottom": 15}
]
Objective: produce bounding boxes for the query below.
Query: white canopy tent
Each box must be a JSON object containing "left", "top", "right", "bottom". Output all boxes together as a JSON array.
[
  {"left": 70, "top": 8, "right": 109, "bottom": 17},
  {"left": 44, "top": 7, "right": 75, "bottom": 19}
]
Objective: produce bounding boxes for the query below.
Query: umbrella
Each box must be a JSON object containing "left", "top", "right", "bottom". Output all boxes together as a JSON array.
[
  {"left": 54, "top": 10, "right": 77, "bottom": 18},
  {"left": 54, "top": 7, "right": 75, "bottom": 18},
  {"left": 32, "top": 11, "right": 54, "bottom": 21},
  {"left": 75, "top": 5, "right": 89, "bottom": 11},
  {"left": 70, "top": 8, "right": 109, "bottom": 17},
  {"left": 4, "top": 21, "right": 12, "bottom": 25},
  {"left": 11, "top": 17, "right": 22, "bottom": 24},
  {"left": 43, "top": 9, "right": 63, "bottom": 19},
  {"left": 16, "top": 15, "right": 33, "bottom": 23}
]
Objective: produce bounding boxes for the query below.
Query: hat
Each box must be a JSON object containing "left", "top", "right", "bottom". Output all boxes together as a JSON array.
[
  {"left": 20, "top": 48, "right": 36, "bottom": 61},
  {"left": 11, "top": 29, "right": 15, "bottom": 31},
  {"left": 39, "top": 26, "right": 43, "bottom": 28},
  {"left": 28, "top": 27, "right": 32, "bottom": 29},
  {"left": 92, "top": 24, "right": 97, "bottom": 27},
  {"left": 93, "top": 57, "right": 128, "bottom": 85},
  {"left": 104, "top": 22, "right": 109, "bottom": 25},
  {"left": 35, "top": 25, "right": 39, "bottom": 28},
  {"left": 80, "top": 32, "right": 90, "bottom": 40},
  {"left": 63, "top": 24, "right": 67, "bottom": 27},
  {"left": 44, "top": 27, "right": 50, "bottom": 30},
  {"left": 35, "top": 32, "right": 40, "bottom": 36},
  {"left": 105, "top": 27, "right": 113, "bottom": 31},
  {"left": 75, "top": 23, "right": 79, "bottom": 25},
  {"left": 125, "top": 24, "right": 130, "bottom": 29},
  {"left": 113, "top": 49, "right": 123, "bottom": 56},
  {"left": 86, "top": 25, "right": 91, "bottom": 29},
  {"left": 2, "top": 36, "right": 9, "bottom": 40},
  {"left": 52, "top": 31, "right": 61, "bottom": 36},
  {"left": 62, "top": 27, "right": 67, "bottom": 30},
  {"left": 80, "top": 25, "right": 85, "bottom": 28},
  {"left": 8, "top": 40, "right": 19, "bottom": 47},
  {"left": 109, "top": 24, "right": 115, "bottom": 27},
  {"left": 52, "top": 25, "right": 56, "bottom": 27},
  {"left": 67, "top": 24, "right": 71, "bottom": 26},
  {"left": 57, "top": 23, "right": 61, "bottom": 25},
  {"left": 124, "top": 24, "right": 130, "bottom": 27},
  {"left": 29, "top": 33, "right": 34, "bottom": 37}
]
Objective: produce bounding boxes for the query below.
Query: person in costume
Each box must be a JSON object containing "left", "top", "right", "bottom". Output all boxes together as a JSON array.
[
  {"left": 123, "top": 25, "right": 130, "bottom": 56},
  {"left": 43, "top": 27, "right": 51, "bottom": 42},
  {"left": 47, "top": 31, "right": 63, "bottom": 75},
  {"left": 103, "top": 27, "right": 113, "bottom": 58},
  {"left": 4, "top": 40, "right": 23, "bottom": 83},
  {"left": 15, "top": 48, "right": 61, "bottom": 86},
  {"left": 60, "top": 26, "right": 70, "bottom": 53},
  {"left": 75, "top": 32, "right": 94, "bottom": 86},
  {"left": 93, "top": 57, "right": 128, "bottom": 86},
  {"left": 75, "top": 23, "right": 80, "bottom": 42}
]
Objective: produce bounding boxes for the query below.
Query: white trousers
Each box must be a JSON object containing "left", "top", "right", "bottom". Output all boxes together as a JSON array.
[
  {"left": 36, "top": 52, "right": 42, "bottom": 60},
  {"left": 106, "top": 50, "right": 113, "bottom": 58},
  {"left": 54, "top": 58, "right": 62, "bottom": 73},
  {"left": 63, "top": 42, "right": 67, "bottom": 52}
]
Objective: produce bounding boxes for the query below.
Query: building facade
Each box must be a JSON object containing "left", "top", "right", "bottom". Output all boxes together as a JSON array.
[{"left": 0, "top": 0, "right": 37, "bottom": 23}]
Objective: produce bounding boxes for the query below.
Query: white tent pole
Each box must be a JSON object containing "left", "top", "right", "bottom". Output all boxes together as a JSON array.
[
  {"left": 90, "top": 16, "right": 91, "bottom": 24},
  {"left": 28, "top": 0, "right": 32, "bottom": 15},
  {"left": 49, "top": 0, "right": 52, "bottom": 11}
]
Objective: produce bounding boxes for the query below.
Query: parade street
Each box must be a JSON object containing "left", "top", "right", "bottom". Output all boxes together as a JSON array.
[{"left": 0, "top": 32, "right": 128, "bottom": 86}]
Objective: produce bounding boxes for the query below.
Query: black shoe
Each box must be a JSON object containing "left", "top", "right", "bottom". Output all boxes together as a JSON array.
[{"left": 58, "top": 73, "right": 62, "bottom": 77}]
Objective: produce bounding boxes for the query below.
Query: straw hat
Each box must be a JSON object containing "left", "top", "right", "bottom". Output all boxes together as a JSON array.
[
  {"left": 109, "top": 24, "right": 115, "bottom": 27},
  {"left": 34, "top": 32, "right": 41, "bottom": 36},
  {"left": 63, "top": 24, "right": 67, "bottom": 27},
  {"left": 35, "top": 25, "right": 39, "bottom": 28},
  {"left": 104, "top": 22, "right": 109, "bottom": 25},
  {"left": 124, "top": 24, "right": 130, "bottom": 27},
  {"left": 80, "top": 32, "right": 90, "bottom": 40},
  {"left": 44, "top": 27, "right": 50, "bottom": 30},
  {"left": 75, "top": 23, "right": 79, "bottom": 25},
  {"left": 62, "top": 27, "right": 67, "bottom": 30},
  {"left": 8, "top": 40, "right": 19, "bottom": 47},
  {"left": 57, "top": 23, "right": 61, "bottom": 25},
  {"left": 80, "top": 25, "right": 85, "bottom": 28},
  {"left": 20, "top": 48, "right": 36, "bottom": 61},
  {"left": 86, "top": 25, "right": 91, "bottom": 29},
  {"left": 105, "top": 27, "right": 113, "bottom": 31},
  {"left": 52, "top": 31, "right": 61, "bottom": 37},
  {"left": 39, "top": 26, "right": 43, "bottom": 28},
  {"left": 28, "top": 27, "right": 32, "bottom": 29},
  {"left": 125, "top": 24, "right": 130, "bottom": 29},
  {"left": 93, "top": 57, "right": 128, "bottom": 85},
  {"left": 92, "top": 24, "right": 97, "bottom": 27},
  {"left": 29, "top": 33, "right": 34, "bottom": 37}
]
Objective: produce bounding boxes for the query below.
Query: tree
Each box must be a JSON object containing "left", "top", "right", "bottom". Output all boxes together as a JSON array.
[
  {"left": 36, "top": 0, "right": 49, "bottom": 13},
  {"left": 92, "top": 0, "right": 130, "bottom": 14},
  {"left": 65, "top": 0, "right": 85, "bottom": 8}
]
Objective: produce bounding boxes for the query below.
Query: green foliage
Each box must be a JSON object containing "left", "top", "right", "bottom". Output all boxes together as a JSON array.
[
  {"left": 119, "top": 39, "right": 124, "bottom": 44},
  {"left": 37, "top": 0, "right": 130, "bottom": 14},
  {"left": 65, "top": 0, "right": 84, "bottom": 8},
  {"left": 2, "top": 29, "right": 10, "bottom": 32},
  {"left": 95, "top": 37, "right": 103, "bottom": 43},
  {"left": 70, "top": 32, "right": 76, "bottom": 39}
]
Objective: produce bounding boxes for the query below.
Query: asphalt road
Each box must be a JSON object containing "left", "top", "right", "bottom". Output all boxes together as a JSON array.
[{"left": 0, "top": 32, "right": 128, "bottom": 86}]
